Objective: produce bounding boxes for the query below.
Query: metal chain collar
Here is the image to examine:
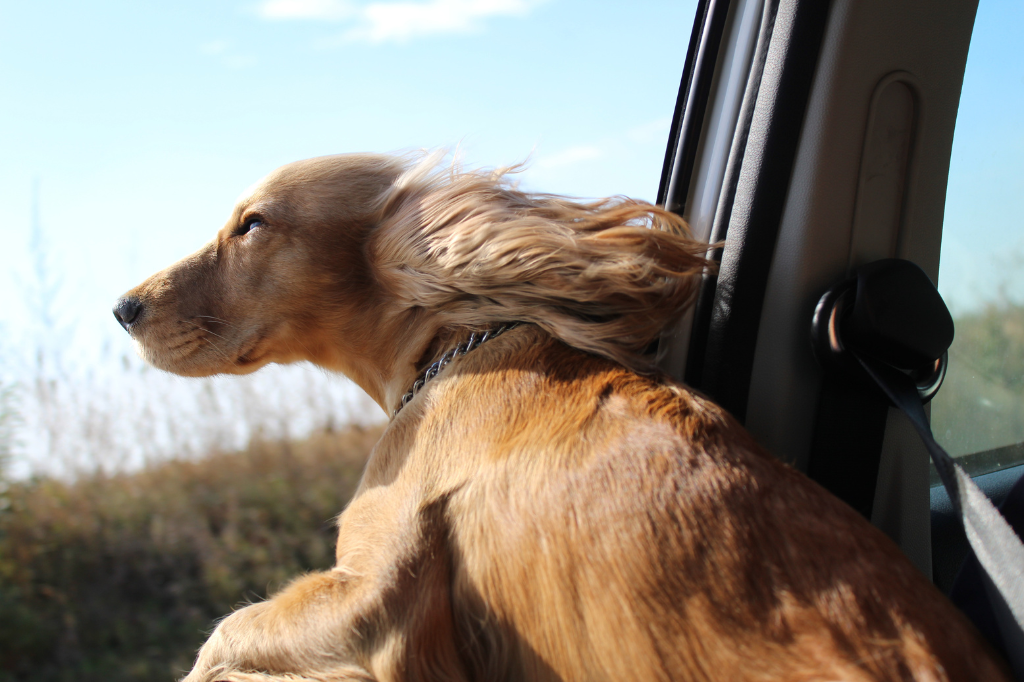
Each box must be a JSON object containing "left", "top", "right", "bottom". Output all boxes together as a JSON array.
[{"left": 392, "top": 322, "right": 521, "bottom": 418}]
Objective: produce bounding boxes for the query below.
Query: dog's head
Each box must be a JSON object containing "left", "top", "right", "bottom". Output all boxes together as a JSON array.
[
  {"left": 114, "top": 154, "right": 414, "bottom": 401},
  {"left": 116, "top": 152, "right": 711, "bottom": 412}
]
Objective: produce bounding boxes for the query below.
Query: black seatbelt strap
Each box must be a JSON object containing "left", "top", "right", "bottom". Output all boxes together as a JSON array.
[
  {"left": 813, "top": 259, "right": 1024, "bottom": 676},
  {"left": 853, "top": 350, "right": 1024, "bottom": 675}
]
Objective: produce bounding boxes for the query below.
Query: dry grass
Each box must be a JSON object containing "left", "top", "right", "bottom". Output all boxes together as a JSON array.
[{"left": 0, "top": 424, "right": 380, "bottom": 681}]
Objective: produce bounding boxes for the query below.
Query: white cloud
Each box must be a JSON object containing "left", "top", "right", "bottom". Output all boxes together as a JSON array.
[
  {"left": 536, "top": 145, "right": 604, "bottom": 169},
  {"left": 351, "top": 0, "right": 532, "bottom": 43},
  {"left": 532, "top": 118, "right": 670, "bottom": 175},
  {"left": 257, "top": 0, "right": 355, "bottom": 20},
  {"left": 256, "top": 0, "right": 540, "bottom": 44}
]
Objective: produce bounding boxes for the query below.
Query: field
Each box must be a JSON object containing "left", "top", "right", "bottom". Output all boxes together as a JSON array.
[{"left": 0, "top": 425, "right": 380, "bottom": 681}]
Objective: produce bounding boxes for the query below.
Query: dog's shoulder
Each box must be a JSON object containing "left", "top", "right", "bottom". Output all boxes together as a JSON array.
[{"left": 372, "top": 324, "right": 771, "bottom": 498}]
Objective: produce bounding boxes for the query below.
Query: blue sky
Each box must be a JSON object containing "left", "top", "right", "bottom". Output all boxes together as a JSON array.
[{"left": 0, "top": 0, "right": 697, "bottom": 357}]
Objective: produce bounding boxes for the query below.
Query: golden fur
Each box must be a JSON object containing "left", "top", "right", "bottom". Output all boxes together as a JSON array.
[{"left": 117, "top": 153, "right": 1005, "bottom": 680}]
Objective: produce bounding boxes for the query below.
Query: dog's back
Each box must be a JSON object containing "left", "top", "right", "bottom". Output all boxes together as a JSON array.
[{"left": 354, "top": 326, "right": 1003, "bottom": 680}]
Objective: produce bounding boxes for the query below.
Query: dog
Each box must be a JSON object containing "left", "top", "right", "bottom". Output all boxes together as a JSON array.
[{"left": 114, "top": 153, "right": 1005, "bottom": 680}]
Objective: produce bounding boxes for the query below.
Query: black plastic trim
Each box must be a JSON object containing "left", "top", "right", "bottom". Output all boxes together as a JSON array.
[
  {"left": 657, "top": 0, "right": 732, "bottom": 213},
  {"left": 684, "top": 0, "right": 779, "bottom": 391},
  {"left": 931, "top": 442, "right": 1024, "bottom": 486},
  {"left": 807, "top": 377, "right": 891, "bottom": 517},
  {"left": 690, "top": 0, "right": 832, "bottom": 423}
]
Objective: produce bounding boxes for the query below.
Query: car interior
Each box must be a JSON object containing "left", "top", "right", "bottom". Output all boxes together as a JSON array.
[{"left": 654, "top": 0, "right": 1023, "bottom": 663}]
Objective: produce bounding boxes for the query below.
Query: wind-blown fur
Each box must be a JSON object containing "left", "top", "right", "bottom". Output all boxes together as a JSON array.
[
  {"left": 114, "top": 152, "right": 1006, "bottom": 681},
  {"left": 371, "top": 154, "right": 710, "bottom": 372}
]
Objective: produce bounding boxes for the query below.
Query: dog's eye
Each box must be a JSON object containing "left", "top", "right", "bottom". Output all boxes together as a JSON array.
[{"left": 235, "top": 217, "right": 263, "bottom": 237}]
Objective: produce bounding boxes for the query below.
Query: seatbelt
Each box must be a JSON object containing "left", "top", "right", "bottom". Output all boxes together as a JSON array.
[{"left": 813, "top": 259, "right": 1024, "bottom": 675}]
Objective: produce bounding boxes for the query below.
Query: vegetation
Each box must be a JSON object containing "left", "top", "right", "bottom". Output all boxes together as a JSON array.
[
  {"left": 0, "top": 425, "right": 379, "bottom": 681},
  {"left": 933, "top": 298, "right": 1024, "bottom": 466},
  {"left": 0, "top": 380, "right": 17, "bottom": 478},
  {"left": 948, "top": 298, "right": 1024, "bottom": 395}
]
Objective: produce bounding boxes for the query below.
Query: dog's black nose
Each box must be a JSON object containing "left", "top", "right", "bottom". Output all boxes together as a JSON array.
[{"left": 113, "top": 297, "right": 143, "bottom": 332}]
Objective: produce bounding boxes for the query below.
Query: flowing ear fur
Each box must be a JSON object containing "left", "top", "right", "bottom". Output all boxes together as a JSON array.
[{"left": 368, "top": 154, "right": 714, "bottom": 373}]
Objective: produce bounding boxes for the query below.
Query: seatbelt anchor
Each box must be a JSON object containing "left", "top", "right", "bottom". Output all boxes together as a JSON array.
[{"left": 810, "top": 259, "right": 950, "bottom": 403}]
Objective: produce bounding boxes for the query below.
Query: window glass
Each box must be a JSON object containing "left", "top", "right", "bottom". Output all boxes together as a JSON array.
[{"left": 932, "top": 0, "right": 1024, "bottom": 479}]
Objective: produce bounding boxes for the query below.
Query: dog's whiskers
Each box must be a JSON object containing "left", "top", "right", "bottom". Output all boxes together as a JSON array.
[
  {"left": 180, "top": 319, "right": 232, "bottom": 343},
  {"left": 198, "top": 337, "right": 239, "bottom": 366},
  {"left": 178, "top": 319, "right": 238, "bottom": 365},
  {"left": 194, "top": 315, "right": 241, "bottom": 331}
]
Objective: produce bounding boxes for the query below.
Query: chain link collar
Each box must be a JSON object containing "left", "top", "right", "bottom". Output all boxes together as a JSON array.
[{"left": 392, "top": 322, "right": 521, "bottom": 418}]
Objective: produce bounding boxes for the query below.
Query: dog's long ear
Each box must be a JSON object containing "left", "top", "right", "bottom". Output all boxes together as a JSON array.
[{"left": 369, "top": 156, "right": 714, "bottom": 373}]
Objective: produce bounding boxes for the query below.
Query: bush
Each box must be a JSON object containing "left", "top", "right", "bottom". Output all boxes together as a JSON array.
[{"left": 0, "top": 424, "right": 380, "bottom": 681}]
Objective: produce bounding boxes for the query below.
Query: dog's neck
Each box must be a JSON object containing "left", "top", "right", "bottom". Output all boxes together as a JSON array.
[
  {"left": 330, "top": 311, "right": 518, "bottom": 417},
  {"left": 390, "top": 323, "right": 521, "bottom": 418}
]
